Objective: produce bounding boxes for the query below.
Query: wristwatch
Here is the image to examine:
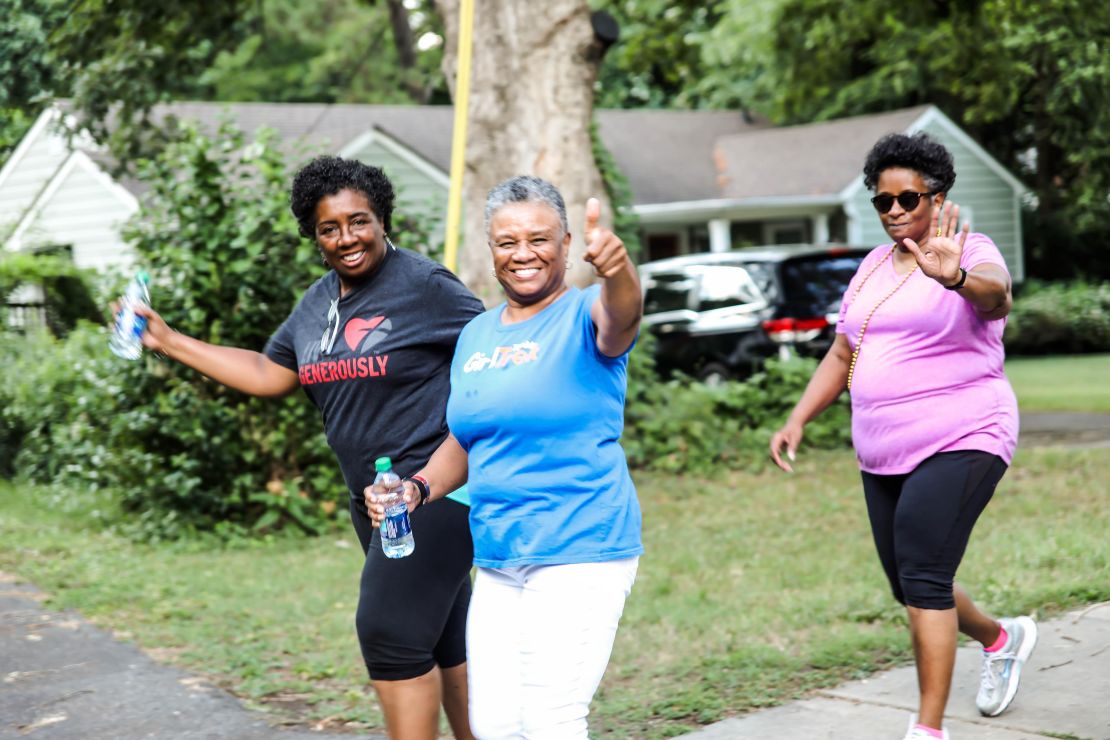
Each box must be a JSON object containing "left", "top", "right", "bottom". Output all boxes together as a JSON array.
[
  {"left": 406, "top": 475, "right": 431, "bottom": 507},
  {"left": 944, "top": 267, "right": 968, "bottom": 290}
]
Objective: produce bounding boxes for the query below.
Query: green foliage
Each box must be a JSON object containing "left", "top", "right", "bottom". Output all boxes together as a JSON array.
[
  {"left": 0, "top": 249, "right": 102, "bottom": 336},
  {"left": 116, "top": 121, "right": 344, "bottom": 537},
  {"left": 624, "top": 334, "right": 851, "bottom": 473},
  {"left": 593, "top": 0, "right": 725, "bottom": 109},
  {"left": 0, "top": 0, "right": 61, "bottom": 110},
  {"left": 594, "top": 0, "right": 786, "bottom": 112},
  {"left": 595, "top": 0, "right": 1110, "bottom": 280},
  {"left": 195, "top": 0, "right": 447, "bottom": 105},
  {"left": 0, "top": 123, "right": 356, "bottom": 539},
  {"left": 2, "top": 0, "right": 446, "bottom": 168},
  {"left": 1, "top": 0, "right": 252, "bottom": 165},
  {"left": 1004, "top": 281, "right": 1110, "bottom": 355},
  {"left": 0, "top": 250, "right": 85, "bottom": 295},
  {"left": 744, "top": 0, "right": 1110, "bottom": 279},
  {"left": 0, "top": 107, "right": 35, "bottom": 166}
]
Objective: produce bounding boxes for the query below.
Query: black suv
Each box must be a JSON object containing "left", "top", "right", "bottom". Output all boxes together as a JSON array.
[{"left": 639, "top": 244, "right": 870, "bottom": 383}]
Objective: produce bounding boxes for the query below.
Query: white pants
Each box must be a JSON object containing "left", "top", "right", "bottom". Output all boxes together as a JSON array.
[{"left": 466, "top": 557, "right": 639, "bottom": 739}]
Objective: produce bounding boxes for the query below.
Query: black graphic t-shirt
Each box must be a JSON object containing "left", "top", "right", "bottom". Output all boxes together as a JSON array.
[{"left": 264, "top": 245, "right": 484, "bottom": 499}]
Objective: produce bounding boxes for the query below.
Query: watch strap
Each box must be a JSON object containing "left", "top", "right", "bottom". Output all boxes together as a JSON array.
[
  {"left": 406, "top": 475, "right": 431, "bottom": 507},
  {"left": 944, "top": 267, "right": 968, "bottom": 290}
]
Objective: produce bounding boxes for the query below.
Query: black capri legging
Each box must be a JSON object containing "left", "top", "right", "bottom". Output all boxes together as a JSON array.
[
  {"left": 861, "top": 450, "right": 1007, "bottom": 610},
  {"left": 349, "top": 495, "right": 473, "bottom": 681}
]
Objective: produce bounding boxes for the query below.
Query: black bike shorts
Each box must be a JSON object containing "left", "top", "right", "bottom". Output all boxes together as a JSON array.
[
  {"left": 861, "top": 450, "right": 1007, "bottom": 610},
  {"left": 349, "top": 495, "right": 473, "bottom": 681}
]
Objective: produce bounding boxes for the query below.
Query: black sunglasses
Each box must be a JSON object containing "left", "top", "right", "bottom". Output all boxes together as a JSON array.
[{"left": 870, "top": 191, "right": 936, "bottom": 214}]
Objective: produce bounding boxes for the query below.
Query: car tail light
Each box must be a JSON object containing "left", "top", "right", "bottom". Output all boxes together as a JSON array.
[{"left": 761, "top": 317, "right": 828, "bottom": 343}]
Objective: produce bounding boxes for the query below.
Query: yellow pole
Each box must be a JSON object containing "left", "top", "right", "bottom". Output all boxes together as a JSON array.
[{"left": 442, "top": 0, "right": 475, "bottom": 273}]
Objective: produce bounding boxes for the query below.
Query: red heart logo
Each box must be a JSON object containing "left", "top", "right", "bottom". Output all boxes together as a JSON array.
[{"left": 344, "top": 316, "right": 385, "bottom": 352}]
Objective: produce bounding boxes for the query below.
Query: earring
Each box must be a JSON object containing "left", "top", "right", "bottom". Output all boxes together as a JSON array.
[
  {"left": 490, "top": 268, "right": 496, "bottom": 278},
  {"left": 565, "top": 260, "right": 571, "bottom": 270}
]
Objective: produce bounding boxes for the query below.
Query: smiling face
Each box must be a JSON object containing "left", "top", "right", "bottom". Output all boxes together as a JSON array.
[
  {"left": 488, "top": 201, "right": 571, "bottom": 311},
  {"left": 875, "top": 167, "right": 945, "bottom": 246},
  {"left": 313, "top": 188, "right": 387, "bottom": 292}
]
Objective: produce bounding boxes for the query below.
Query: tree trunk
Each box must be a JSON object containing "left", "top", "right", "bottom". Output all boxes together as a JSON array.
[{"left": 436, "top": 0, "right": 612, "bottom": 303}]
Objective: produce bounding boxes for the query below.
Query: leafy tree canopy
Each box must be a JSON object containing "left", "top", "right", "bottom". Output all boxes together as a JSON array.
[
  {"left": 194, "top": 0, "right": 447, "bottom": 105},
  {"left": 749, "top": 0, "right": 1110, "bottom": 277},
  {"left": 593, "top": 0, "right": 1110, "bottom": 278},
  {"left": 1, "top": 0, "right": 249, "bottom": 162},
  {"left": 0, "top": 0, "right": 444, "bottom": 165}
]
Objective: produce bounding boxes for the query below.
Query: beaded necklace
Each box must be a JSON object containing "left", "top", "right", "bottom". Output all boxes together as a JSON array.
[{"left": 845, "top": 245, "right": 918, "bottom": 391}]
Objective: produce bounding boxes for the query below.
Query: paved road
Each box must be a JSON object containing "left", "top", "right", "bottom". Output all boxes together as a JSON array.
[
  {"left": 1019, "top": 412, "right": 1110, "bottom": 448},
  {"left": 0, "top": 575, "right": 383, "bottom": 739}
]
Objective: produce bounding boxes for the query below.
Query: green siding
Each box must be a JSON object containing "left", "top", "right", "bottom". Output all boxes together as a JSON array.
[
  {"left": 918, "top": 121, "right": 1024, "bottom": 282},
  {"left": 345, "top": 139, "right": 449, "bottom": 247}
]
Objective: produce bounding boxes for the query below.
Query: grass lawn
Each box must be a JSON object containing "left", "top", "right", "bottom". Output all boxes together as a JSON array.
[
  {"left": 1006, "top": 353, "right": 1110, "bottom": 413},
  {"left": 2, "top": 446, "right": 1108, "bottom": 737}
]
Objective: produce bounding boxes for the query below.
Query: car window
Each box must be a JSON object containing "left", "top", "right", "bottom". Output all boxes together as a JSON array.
[
  {"left": 692, "top": 265, "right": 765, "bottom": 311},
  {"left": 779, "top": 255, "right": 866, "bottom": 316},
  {"left": 643, "top": 273, "right": 696, "bottom": 314}
]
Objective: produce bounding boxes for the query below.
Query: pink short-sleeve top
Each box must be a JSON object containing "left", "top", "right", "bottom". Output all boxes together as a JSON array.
[{"left": 836, "top": 233, "right": 1019, "bottom": 474}]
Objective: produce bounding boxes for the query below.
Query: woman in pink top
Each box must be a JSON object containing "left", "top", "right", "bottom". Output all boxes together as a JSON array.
[{"left": 770, "top": 133, "right": 1037, "bottom": 740}]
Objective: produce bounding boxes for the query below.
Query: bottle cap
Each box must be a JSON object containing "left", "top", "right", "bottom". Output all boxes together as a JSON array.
[
  {"left": 374, "top": 456, "right": 392, "bottom": 472},
  {"left": 137, "top": 271, "right": 150, "bottom": 283}
]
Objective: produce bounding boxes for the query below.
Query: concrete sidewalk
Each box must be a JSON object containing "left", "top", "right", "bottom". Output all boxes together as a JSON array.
[
  {"left": 0, "top": 574, "right": 383, "bottom": 739},
  {"left": 683, "top": 602, "right": 1110, "bottom": 739}
]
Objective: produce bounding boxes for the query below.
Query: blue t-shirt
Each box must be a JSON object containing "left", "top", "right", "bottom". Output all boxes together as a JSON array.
[{"left": 446, "top": 285, "right": 643, "bottom": 568}]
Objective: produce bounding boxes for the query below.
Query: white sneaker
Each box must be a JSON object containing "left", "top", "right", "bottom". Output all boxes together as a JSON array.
[
  {"left": 903, "top": 714, "right": 949, "bottom": 739},
  {"left": 976, "top": 615, "right": 1038, "bottom": 716}
]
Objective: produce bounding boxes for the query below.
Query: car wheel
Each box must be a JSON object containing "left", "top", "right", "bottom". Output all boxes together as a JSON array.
[{"left": 697, "top": 362, "right": 731, "bottom": 387}]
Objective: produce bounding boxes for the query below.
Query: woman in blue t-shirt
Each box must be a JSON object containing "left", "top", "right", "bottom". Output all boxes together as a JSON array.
[{"left": 368, "top": 175, "right": 644, "bottom": 738}]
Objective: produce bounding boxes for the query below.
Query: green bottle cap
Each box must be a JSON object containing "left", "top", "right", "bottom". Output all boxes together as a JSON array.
[
  {"left": 137, "top": 271, "right": 150, "bottom": 283},
  {"left": 374, "top": 456, "right": 392, "bottom": 472}
]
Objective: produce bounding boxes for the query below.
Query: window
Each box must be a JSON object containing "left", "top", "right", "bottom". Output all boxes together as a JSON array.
[
  {"left": 645, "top": 233, "right": 681, "bottom": 262},
  {"left": 763, "top": 220, "right": 809, "bottom": 245}
]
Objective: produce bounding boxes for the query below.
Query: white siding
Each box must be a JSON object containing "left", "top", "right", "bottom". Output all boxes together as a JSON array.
[
  {"left": 21, "top": 158, "right": 137, "bottom": 270},
  {"left": 0, "top": 126, "right": 69, "bottom": 242}
]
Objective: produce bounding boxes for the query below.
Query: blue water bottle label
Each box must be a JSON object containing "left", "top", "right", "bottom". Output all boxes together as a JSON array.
[
  {"left": 383, "top": 505, "right": 411, "bottom": 540},
  {"left": 131, "top": 314, "right": 148, "bottom": 340}
]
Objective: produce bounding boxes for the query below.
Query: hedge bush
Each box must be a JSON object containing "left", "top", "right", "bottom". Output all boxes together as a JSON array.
[
  {"left": 623, "top": 333, "right": 852, "bottom": 473},
  {"left": 2, "top": 123, "right": 349, "bottom": 539},
  {"left": 1004, "top": 281, "right": 1110, "bottom": 355}
]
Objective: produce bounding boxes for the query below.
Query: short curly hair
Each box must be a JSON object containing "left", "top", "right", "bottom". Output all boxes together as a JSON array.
[
  {"left": 862, "top": 132, "right": 956, "bottom": 194},
  {"left": 484, "top": 175, "right": 568, "bottom": 234},
  {"left": 290, "top": 156, "right": 395, "bottom": 239}
]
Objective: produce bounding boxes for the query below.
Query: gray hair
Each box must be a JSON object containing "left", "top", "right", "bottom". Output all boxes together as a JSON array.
[{"left": 484, "top": 175, "right": 568, "bottom": 234}]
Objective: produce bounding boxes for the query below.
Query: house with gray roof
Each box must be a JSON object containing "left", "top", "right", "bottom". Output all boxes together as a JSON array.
[{"left": 1, "top": 101, "right": 1027, "bottom": 287}]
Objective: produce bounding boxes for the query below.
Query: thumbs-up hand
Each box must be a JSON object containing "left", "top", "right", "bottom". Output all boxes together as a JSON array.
[{"left": 581, "top": 197, "right": 629, "bottom": 280}]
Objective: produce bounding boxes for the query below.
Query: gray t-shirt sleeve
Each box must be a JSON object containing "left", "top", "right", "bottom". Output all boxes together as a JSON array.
[
  {"left": 422, "top": 264, "right": 485, "bottom": 343},
  {"left": 263, "top": 316, "right": 299, "bottom": 371}
]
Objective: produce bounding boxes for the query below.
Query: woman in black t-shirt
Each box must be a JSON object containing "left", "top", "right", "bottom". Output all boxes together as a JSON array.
[{"left": 132, "top": 156, "right": 482, "bottom": 740}]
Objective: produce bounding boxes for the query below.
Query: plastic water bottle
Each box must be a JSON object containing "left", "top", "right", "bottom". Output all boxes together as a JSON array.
[
  {"left": 375, "top": 456, "right": 414, "bottom": 558},
  {"left": 109, "top": 271, "right": 151, "bottom": 360}
]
